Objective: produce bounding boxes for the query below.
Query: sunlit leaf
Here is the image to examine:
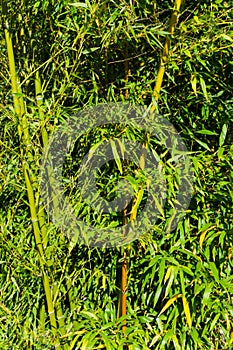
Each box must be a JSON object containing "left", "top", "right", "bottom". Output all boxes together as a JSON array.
[{"left": 158, "top": 294, "right": 182, "bottom": 316}]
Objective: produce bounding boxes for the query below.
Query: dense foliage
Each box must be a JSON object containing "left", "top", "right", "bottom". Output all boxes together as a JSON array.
[{"left": 0, "top": 0, "right": 233, "bottom": 349}]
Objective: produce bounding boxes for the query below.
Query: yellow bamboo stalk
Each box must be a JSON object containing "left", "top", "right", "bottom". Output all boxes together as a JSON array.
[
  {"left": 130, "top": 0, "right": 183, "bottom": 225},
  {"left": 120, "top": 208, "right": 128, "bottom": 336},
  {"left": 151, "top": 0, "right": 182, "bottom": 110}
]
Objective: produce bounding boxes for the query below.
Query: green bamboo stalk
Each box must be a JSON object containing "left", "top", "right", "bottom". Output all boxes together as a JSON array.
[
  {"left": 43, "top": 273, "right": 60, "bottom": 339},
  {"left": 66, "top": 277, "right": 78, "bottom": 330},
  {"left": 53, "top": 282, "right": 70, "bottom": 350},
  {"left": 35, "top": 69, "right": 71, "bottom": 343},
  {"left": 35, "top": 70, "right": 49, "bottom": 247},
  {"left": 39, "top": 303, "right": 46, "bottom": 336},
  {"left": 2, "top": 4, "right": 61, "bottom": 348},
  {"left": 35, "top": 71, "right": 49, "bottom": 146}
]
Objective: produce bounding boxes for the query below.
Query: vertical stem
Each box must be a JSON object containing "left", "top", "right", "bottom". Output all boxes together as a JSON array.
[
  {"left": 2, "top": 4, "right": 61, "bottom": 348},
  {"left": 35, "top": 70, "right": 69, "bottom": 346},
  {"left": 35, "top": 70, "right": 49, "bottom": 248},
  {"left": 152, "top": 0, "right": 182, "bottom": 109},
  {"left": 53, "top": 282, "right": 69, "bottom": 350},
  {"left": 130, "top": 0, "right": 183, "bottom": 224},
  {"left": 124, "top": 46, "right": 129, "bottom": 100},
  {"left": 35, "top": 70, "right": 49, "bottom": 146},
  {"left": 39, "top": 303, "right": 46, "bottom": 336},
  {"left": 121, "top": 249, "right": 127, "bottom": 334},
  {"left": 121, "top": 208, "right": 128, "bottom": 335}
]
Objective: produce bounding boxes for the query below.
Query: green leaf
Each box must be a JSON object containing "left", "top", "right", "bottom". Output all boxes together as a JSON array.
[
  {"left": 69, "top": 2, "right": 88, "bottom": 8},
  {"left": 219, "top": 123, "right": 228, "bottom": 146},
  {"left": 110, "top": 138, "right": 123, "bottom": 174},
  {"left": 191, "top": 73, "right": 197, "bottom": 95},
  {"left": 196, "top": 129, "right": 218, "bottom": 135},
  {"left": 209, "top": 262, "right": 219, "bottom": 283},
  {"left": 82, "top": 47, "right": 100, "bottom": 55},
  {"left": 200, "top": 76, "right": 209, "bottom": 101},
  {"left": 195, "top": 139, "right": 210, "bottom": 150},
  {"left": 202, "top": 282, "right": 214, "bottom": 307},
  {"left": 81, "top": 311, "right": 99, "bottom": 321},
  {"left": 190, "top": 329, "right": 202, "bottom": 346}
]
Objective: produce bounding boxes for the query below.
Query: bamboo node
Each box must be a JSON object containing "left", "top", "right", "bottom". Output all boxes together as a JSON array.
[{"left": 122, "top": 288, "right": 128, "bottom": 295}]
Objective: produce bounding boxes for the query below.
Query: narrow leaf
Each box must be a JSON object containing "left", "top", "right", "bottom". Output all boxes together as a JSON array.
[
  {"left": 199, "top": 225, "right": 216, "bottom": 248},
  {"left": 191, "top": 73, "right": 197, "bottom": 95},
  {"left": 200, "top": 76, "right": 209, "bottom": 101},
  {"left": 69, "top": 2, "right": 88, "bottom": 8},
  {"left": 182, "top": 296, "right": 192, "bottom": 329},
  {"left": 209, "top": 262, "right": 219, "bottom": 283},
  {"left": 219, "top": 123, "right": 228, "bottom": 146},
  {"left": 158, "top": 294, "right": 182, "bottom": 316},
  {"left": 196, "top": 129, "right": 217, "bottom": 135},
  {"left": 110, "top": 138, "right": 123, "bottom": 174}
]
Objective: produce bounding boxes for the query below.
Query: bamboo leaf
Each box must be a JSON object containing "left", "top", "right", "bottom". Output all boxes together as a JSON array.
[
  {"left": 81, "top": 311, "right": 99, "bottom": 321},
  {"left": 182, "top": 296, "right": 192, "bottom": 329},
  {"left": 158, "top": 294, "right": 182, "bottom": 316},
  {"left": 219, "top": 123, "right": 228, "bottom": 146},
  {"left": 69, "top": 2, "right": 88, "bottom": 8},
  {"left": 209, "top": 262, "right": 219, "bottom": 283},
  {"left": 195, "top": 139, "right": 210, "bottom": 150},
  {"left": 172, "top": 334, "right": 181, "bottom": 350},
  {"left": 164, "top": 266, "right": 172, "bottom": 283},
  {"left": 203, "top": 282, "right": 214, "bottom": 307},
  {"left": 199, "top": 225, "right": 216, "bottom": 248},
  {"left": 196, "top": 129, "right": 217, "bottom": 135},
  {"left": 149, "top": 333, "right": 161, "bottom": 347},
  {"left": 200, "top": 76, "right": 209, "bottom": 101},
  {"left": 191, "top": 73, "right": 197, "bottom": 95},
  {"left": 110, "top": 138, "right": 123, "bottom": 174}
]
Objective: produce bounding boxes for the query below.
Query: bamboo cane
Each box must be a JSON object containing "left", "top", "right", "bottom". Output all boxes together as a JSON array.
[
  {"left": 130, "top": 0, "right": 183, "bottom": 223},
  {"left": 151, "top": 0, "right": 182, "bottom": 109},
  {"left": 2, "top": 5, "right": 61, "bottom": 347},
  {"left": 35, "top": 70, "right": 70, "bottom": 348}
]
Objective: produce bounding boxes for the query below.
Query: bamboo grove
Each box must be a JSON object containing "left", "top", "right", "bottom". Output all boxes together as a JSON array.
[{"left": 0, "top": 1, "right": 233, "bottom": 349}]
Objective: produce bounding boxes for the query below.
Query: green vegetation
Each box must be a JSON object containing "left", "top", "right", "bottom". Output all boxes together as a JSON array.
[{"left": 0, "top": 0, "right": 233, "bottom": 349}]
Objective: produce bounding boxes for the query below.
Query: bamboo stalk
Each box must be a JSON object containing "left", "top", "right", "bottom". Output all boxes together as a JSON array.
[
  {"left": 34, "top": 72, "right": 69, "bottom": 345},
  {"left": 151, "top": 0, "right": 182, "bottom": 109},
  {"left": 121, "top": 207, "right": 128, "bottom": 335},
  {"left": 35, "top": 70, "right": 50, "bottom": 248},
  {"left": 2, "top": 4, "right": 61, "bottom": 348},
  {"left": 130, "top": 0, "right": 183, "bottom": 224},
  {"left": 53, "top": 282, "right": 70, "bottom": 350},
  {"left": 35, "top": 71, "right": 75, "bottom": 343},
  {"left": 118, "top": 58, "right": 132, "bottom": 344},
  {"left": 35, "top": 67, "right": 71, "bottom": 347},
  {"left": 121, "top": 248, "right": 127, "bottom": 334},
  {"left": 35, "top": 71, "right": 49, "bottom": 146}
]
